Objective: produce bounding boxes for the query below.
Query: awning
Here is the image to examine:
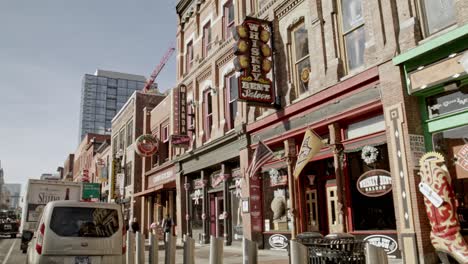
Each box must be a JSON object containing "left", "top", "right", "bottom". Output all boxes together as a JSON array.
[{"left": 134, "top": 181, "right": 176, "bottom": 197}]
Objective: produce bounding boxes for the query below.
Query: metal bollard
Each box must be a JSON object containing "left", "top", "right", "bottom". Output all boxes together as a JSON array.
[
  {"left": 135, "top": 232, "right": 145, "bottom": 264},
  {"left": 209, "top": 236, "right": 224, "bottom": 264},
  {"left": 149, "top": 233, "right": 159, "bottom": 264},
  {"left": 183, "top": 237, "right": 195, "bottom": 264},
  {"left": 165, "top": 234, "right": 176, "bottom": 264},
  {"left": 365, "top": 244, "right": 388, "bottom": 264},
  {"left": 290, "top": 240, "right": 308, "bottom": 264},
  {"left": 126, "top": 231, "right": 135, "bottom": 264},
  {"left": 242, "top": 237, "right": 258, "bottom": 264}
]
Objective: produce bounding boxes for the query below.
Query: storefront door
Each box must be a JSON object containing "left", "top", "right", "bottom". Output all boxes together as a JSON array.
[{"left": 210, "top": 192, "right": 224, "bottom": 238}]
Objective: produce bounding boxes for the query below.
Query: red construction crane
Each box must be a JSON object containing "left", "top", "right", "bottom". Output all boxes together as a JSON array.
[{"left": 143, "top": 43, "right": 176, "bottom": 92}]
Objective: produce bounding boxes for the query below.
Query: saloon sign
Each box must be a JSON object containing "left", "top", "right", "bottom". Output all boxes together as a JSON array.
[
  {"left": 234, "top": 17, "right": 274, "bottom": 105},
  {"left": 356, "top": 169, "right": 392, "bottom": 197},
  {"left": 135, "top": 134, "right": 158, "bottom": 157}
]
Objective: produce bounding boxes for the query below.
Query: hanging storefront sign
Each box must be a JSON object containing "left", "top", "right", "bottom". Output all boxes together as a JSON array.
[
  {"left": 170, "top": 134, "right": 191, "bottom": 147},
  {"left": 172, "top": 84, "right": 190, "bottom": 147},
  {"left": 356, "top": 169, "right": 392, "bottom": 197},
  {"left": 110, "top": 159, "right": 117, "bottom": 199},
  {"left": 234, "top": 17, "right": 274, "bottom": 105},
  {"left": 135, "top": 134, "right": 158, "bottom": 157},
  {"left": 268, "top": 168, "right": 287, "bottom": 187},
  {"left": 293, "top": 129, "right": 324, "bottom": 179}
]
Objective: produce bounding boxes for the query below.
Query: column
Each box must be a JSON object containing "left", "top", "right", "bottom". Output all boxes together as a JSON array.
[
  {"left": 284, "top": 139, "right": 297, "bottom": 239},
  {"left": 222, "top": 164, "right": 232, "bottom": 246},
  {"left": 184, "top": 176, "right": 192, "bottom": 238},
  {"left": 201, "top": 170, "right": 210, "bottom": 244},
  {"left": 329, "top": 123, "right": 345, "bottom": 233}
]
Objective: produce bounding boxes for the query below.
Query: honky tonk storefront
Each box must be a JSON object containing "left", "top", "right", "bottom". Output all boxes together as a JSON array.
[{"left": 243, "top": 68, "right": 401, "bottom": 258}]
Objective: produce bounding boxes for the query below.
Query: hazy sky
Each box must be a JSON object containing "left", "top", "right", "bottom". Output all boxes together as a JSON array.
[{"left": 0, "top": 0, "right": 177, "bottom": 195}]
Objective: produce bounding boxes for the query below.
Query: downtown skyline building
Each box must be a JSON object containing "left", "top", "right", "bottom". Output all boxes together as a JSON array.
[{"left": 78, "top": 69, "right": 154, "bottom": 141}]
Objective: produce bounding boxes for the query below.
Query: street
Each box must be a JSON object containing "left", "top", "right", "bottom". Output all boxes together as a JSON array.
[{"left": 0, "top": 237, "right": 25, "bottom": 264}]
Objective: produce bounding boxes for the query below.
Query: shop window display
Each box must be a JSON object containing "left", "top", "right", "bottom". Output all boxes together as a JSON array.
[
  {"left": 433, "top": 125, "right": 468, "bottom": 230},
  {"left": 347, "top": 144, "right": 396, "bottom": 231},
  {"left": 190, "top": 190, "right": 204, "bottom": 242},
  {"left": 262, "top": 168, "right": 291, "bottom": 232}
]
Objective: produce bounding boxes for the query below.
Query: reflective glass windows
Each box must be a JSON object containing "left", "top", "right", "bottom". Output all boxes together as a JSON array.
[
  {"left": 224, "top": 0, "right": 235, "bottom": 40},
  {"left": 340, "top": 0, "right": 365, "bottom": 72},
  {"left": 291, "top": 22, "right": 310, "bottom": 95},
  {"left": 422, "top": 0, "right": 456, "bottom": 36}
]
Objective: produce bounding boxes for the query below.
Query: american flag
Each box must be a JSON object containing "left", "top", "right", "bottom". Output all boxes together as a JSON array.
[{"left": 246, "top": 141, "right": 274, "bottom": 178}]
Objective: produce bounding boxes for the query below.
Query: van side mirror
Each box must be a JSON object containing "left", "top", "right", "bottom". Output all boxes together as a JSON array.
[{"left": 22, "top": 231, "right": 33, "bottom": 242}]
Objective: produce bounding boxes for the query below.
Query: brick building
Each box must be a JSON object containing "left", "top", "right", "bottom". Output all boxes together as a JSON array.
[
  {"left": 62, "top": 154, "right": 74, "bottom": 181},
  {"left": 73, "top": 133, "right": 110, "bottom": 183},
  {"left": 109, "top": 91, "right": 165, "bottom": 222}
]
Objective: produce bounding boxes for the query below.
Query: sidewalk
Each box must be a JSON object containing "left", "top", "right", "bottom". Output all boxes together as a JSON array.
[{"left": 142, "top": 241, "right": 289, "bottom": 264}]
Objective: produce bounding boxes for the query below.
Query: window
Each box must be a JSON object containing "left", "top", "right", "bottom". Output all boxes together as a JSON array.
[
  {"left": 118, "top": 129, "right": 125, "bottom": 151},
  {"left": 186, "top": 41, "right": 194, "bottom": 74},
  {"left": 126, "top": 120, "right": 133, "bottom": 147},
  {"left": 226, "top": 74, "right": 238, "bottom": 130},
  {"left": 340, "top": 0, "right": 365, "bottom": 72},
  {"left": 202, "top": 22, "right": 212, "bottom": 58},
  {"left": 421, "top": 0, "right": 456, "bottom": 36},
  {"left": 125, "top": 162, "right": 132, "bottom": 186},
  {"left": 50, "top": 207, "right": 119, "bottom": 237},
  {"left": 223, "top": 0, "right": 235, "bottom": 40},
  {"left": 160, "top": 124, "right": 169, "bottom": 162},
  {"left": 291, "top": 23, "right": 310, "bottom": 95},
  {"left": 204, "top": 90, "right": 213, "bottom": 140}
]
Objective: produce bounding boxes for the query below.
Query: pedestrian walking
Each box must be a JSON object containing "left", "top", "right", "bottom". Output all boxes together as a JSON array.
[
  {"left": 131, "top": 217, "right": 140, "bottom": 233},
  {"left": 161, "top": 214, "right": 172, "bottom": 243}
]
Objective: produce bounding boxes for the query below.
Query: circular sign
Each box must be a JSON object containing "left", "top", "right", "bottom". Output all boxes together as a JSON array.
[
  {"left": 135, "top": 134, "right": 158, "bottom": 157},
  {"left": 364, "top": 235, "right": 398, "bottom": 254},
  {"left": 301, "top": 68, "right": 310, "bottom": 83},
  {"left": 356, "top": 169, "right": 392, "bottom": 197},
  {"left": 269, "top": 234, "right": 288, "bottom": 250}
]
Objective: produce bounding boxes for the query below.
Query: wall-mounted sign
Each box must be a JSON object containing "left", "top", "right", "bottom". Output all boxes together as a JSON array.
[
  {"left": 356, "top": 169, "right": 392, "bottom": 197},
  {"left": 170, "top": 134, "right": 191, "bottom": 147},
  {"left": 82, "top": 169, "right": 89, "bottom": 183},
  {"left": 82, "top": 183, "right": 101, "bottom": 200},
  {"left": 110, "top": 159, "right": 117, "bottom": 199},
  {"left": 179, "top": 84, "right": 187, "bottom": 135},
  {"left": 135, "top": 134, "right": 158, "bottom": 157},
  {"left": 268, "top": 234, "right": 289, "bottom": 250},
  {"left": 234, "top": 17, "right": 274, "bottom": 105},
  {"left": 409, "top": 134, "right": 426, "bottom": 168},
  {"left": 455, "top": 144, "right": 468, "bottom": 177},
  {"left": 211, "top": 171, "right": 227, "bottom": 188},
  {"left": 363, "top": 234, "right": 398, "bottom": 255},
  {"left": 427, "top": 89, "right": 468, "bottom": 118},
  {"left": 148, "top": 167, "right": 175, "bottom": 188}
]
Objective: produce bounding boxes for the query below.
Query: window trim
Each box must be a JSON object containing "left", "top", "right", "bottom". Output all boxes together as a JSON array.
[
  {"left": 225, "top": 73, "right": 238, "bottom": 130},
  {"left": 186, "top": 41, "right": 194, "bottom": 74},
  {"left": 337, "top": 0, "right": 366, "bottom": 74},
  {"left": 418, "top": 0, "right": 457, "bottom": 38},
  {"left": 202, "top": 21, "right": 212, "bottom": 58},
  {"left": 203, "top": 90, "right": 213, "bottom": 140},
  {"left": 223, "top": 0, "right": 235, "bottom": 40},
  {"left": 289, "top": 20, "right": 311, "bottom": 96}
]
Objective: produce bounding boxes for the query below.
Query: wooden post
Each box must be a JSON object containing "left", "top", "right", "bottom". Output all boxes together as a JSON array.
[
  {"left": 201, "top": 170, "right": 209, "bottom": 244},
  {"left": 329, "top": 123, "right": 345, "bottom": 233},
  {"left": 284, "top": 139, "right": 297, "bottom": 239}
]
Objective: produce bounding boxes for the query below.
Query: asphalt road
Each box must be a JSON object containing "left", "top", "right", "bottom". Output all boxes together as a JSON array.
[{"left": 0, "top": 236, "right": 26, "bottom": 264}]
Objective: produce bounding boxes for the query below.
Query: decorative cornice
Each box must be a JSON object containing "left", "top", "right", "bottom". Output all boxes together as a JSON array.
[
  {"left": 258, "top": 0, "right": 280, "bottom": 17},
  {"left": 216, "top": 48, "right": 234, "bottom": 68},
  {"left": 275, "top": 0, "right": 305, "bottom": 19},
  {"left": 196, "top": 67, "right": 212, "bottom": 83}
]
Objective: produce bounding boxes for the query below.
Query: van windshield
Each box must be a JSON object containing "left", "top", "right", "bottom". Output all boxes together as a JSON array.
[{"left": 50, "top": 207, "right": 119, "bottom": 237}]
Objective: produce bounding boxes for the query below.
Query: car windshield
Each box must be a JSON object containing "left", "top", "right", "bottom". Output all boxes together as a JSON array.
[{"left": 50, "top": 207, "right": 119, "bottom": 237}]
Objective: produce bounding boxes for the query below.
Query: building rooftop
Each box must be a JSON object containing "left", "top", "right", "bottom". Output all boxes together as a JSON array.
[{"left": 93, "top": 69, "right": 147, "bottom": 82}]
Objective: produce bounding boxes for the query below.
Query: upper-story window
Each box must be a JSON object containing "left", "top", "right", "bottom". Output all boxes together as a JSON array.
[
  {"left": 340, "top": 0, "right": 365, "bottom": 72},
  {"left": 420, "top": 0, "right": 456, "bottom": 36},
  {"left": 187, "top": 101, "right": 195, "bottom": 140},
  {"left": 126, "top": 119, "right": 133, "bottom": 147},
  {"left": 223, "top": 0, "right": 235, "bottom": 40},
  {"left": 203, "top": 90, "right": 213, "bottom": 140},
  {"left": 118, "top": 129, "right": 125, "bottom": 151},
  {"left": 203, "top": 22, "right": 212, "bottom": 58},
  {"left": 225, "top": 74, "right": 238, "bottom": 130},
  {"left": 160, "top": 123, "right": 169, "bottom": 162},
  {"left": 186, "top": 41, "right": 194, "bottom": 74},
  {"left": 291, "top": 22, "right": 310, "bottom": 95}
]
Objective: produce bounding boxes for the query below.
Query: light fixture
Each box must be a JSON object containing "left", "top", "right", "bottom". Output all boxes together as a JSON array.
[
  {"left": 449, "top": 53, "right": 457, "bottom": 58},
  {"left": 453, "top": 73, "right": 461, "bottom": 79},
  {"left": 417, "top": 66, "right": 424, "bottom": 71}
]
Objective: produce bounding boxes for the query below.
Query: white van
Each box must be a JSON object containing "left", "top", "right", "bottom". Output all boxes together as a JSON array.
[{"left": 26, "top": 201, "right": 125, "bottom": 264}]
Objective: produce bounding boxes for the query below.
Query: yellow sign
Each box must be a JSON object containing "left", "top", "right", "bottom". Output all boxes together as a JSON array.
[
  {"left": 110, "top": 159, "right": 117, "bottom": 199},
  {"left": 293, "top": 129, "right": 324, "bottom": 179}
]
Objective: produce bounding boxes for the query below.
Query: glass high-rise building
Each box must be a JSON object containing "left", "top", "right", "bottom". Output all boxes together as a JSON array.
[{"left": 78, "top": 69, "right": 152, "bottom": 141}]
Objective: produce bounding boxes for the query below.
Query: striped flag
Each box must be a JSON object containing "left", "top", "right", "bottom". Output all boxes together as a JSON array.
[{"left": 246, "top": 141, "right": 274, "bottom": 178}]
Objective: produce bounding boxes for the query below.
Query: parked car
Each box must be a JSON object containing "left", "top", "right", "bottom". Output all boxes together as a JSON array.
[
  {"left": 25, "top": 201, "right": 125, "bottom": 264},
  {"left": 0, "top": 209, "right": 20, "bottom": 238}
]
